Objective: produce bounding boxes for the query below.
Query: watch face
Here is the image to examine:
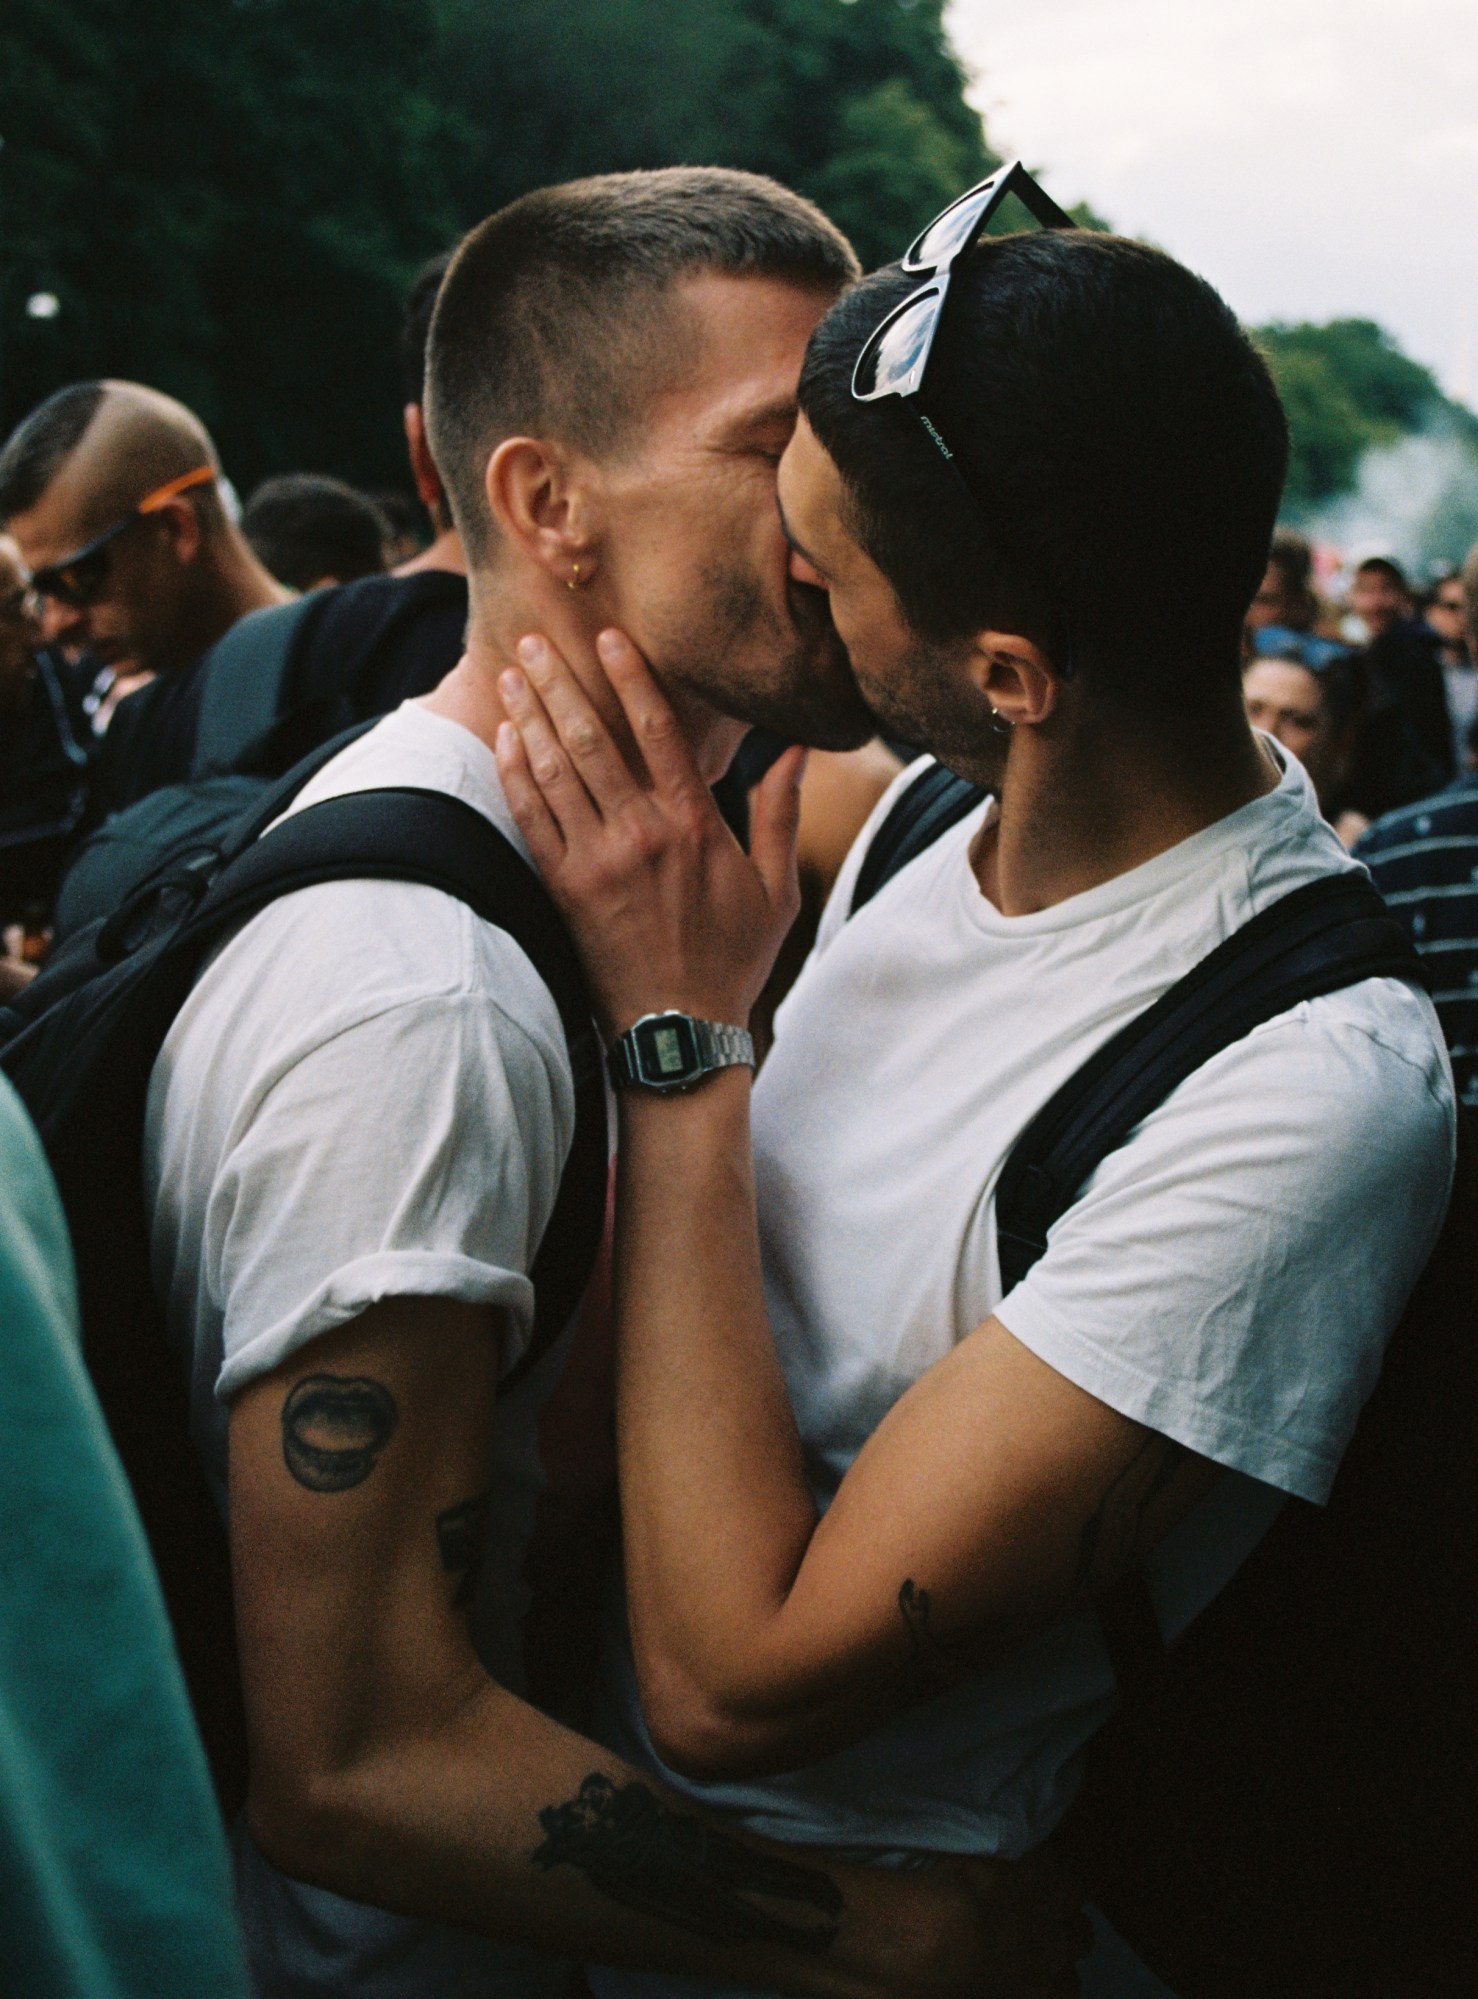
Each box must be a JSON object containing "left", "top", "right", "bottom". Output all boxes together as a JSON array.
[{"left": 634, "top": 1012, "right": 699, "bottom": 1086}]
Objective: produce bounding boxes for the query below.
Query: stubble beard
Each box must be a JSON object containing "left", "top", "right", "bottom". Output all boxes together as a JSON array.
[
  {"left": 654, "top": 561, "right": 875, "bottom": 751},
  {"left": 856, "top": 633, "right": 1009, "bottom": 792}
]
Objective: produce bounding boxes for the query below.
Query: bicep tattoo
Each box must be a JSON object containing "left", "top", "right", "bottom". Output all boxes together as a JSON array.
[
  {"left": 1074, "top": 1433, "right": 1188, "bottom": 1599},
  {"left": 436, "top": 1491, "right": 492, "bottom": 1609},
  {"left": 281, "top": 1374, "right": 399, "bottom": 1492},
  {"left": 532, "top": 1773, "right": 842, "bottom": 1951}
]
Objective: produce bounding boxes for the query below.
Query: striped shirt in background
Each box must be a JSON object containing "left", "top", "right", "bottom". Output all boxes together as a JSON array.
[{"left": 1358, "top": 774, "right": 1478, "bottom": 1109}]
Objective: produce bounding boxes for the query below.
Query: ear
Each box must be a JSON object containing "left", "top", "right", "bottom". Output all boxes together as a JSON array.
[
  {"left": 403, "top": 403, "right": 445, "bottom": 514},
  {"left": 967, "top": 629, "right": 1068, "bottom": 728},
  {"left": 159, "top": 496, "right": 205, "bottom": 568},
  {"left": 484, "top": 434, "right": 599, "bottom": 591}
]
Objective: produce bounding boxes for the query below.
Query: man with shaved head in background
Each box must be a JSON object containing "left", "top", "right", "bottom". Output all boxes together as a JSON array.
[{"left": 0, "top": 380, "right": 287, "bottom": 816}]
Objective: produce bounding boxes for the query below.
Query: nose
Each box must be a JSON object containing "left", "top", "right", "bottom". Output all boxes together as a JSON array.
[{"left": 39, "top": 594, "right": 88, "bottom": 646}]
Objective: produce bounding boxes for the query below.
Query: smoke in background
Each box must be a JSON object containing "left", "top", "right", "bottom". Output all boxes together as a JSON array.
[{"left": 1302, "top": 416, "right": 1478, "bottom": 575}]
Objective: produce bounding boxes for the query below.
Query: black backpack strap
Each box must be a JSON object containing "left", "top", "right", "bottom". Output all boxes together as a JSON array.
[
  {"left": 850, "top": 762, "right": 988, "bottom": 917},
  {"left": 165, "top": 786, "right": 606, "bottom": 1388},
  {"left": 991, "top": 869, "right": 1428, "bottom": 1696},
  {"left": 995, "top": 872, "right": 1429, "bottom": 1294},
  {"left": 190, "top": 594, "right": 324, "bottom": 778}
]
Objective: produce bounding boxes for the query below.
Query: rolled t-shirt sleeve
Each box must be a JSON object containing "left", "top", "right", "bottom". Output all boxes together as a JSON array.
[
  {"left": 203, "top": 988, "right": 572, "bottom": 1402},
  {"left": 993, "top": 990, "right": 1456, "bottom": 1503}
]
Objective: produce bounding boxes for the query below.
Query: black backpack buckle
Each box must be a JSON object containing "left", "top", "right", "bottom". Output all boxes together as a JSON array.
[{"left": 96, "top": 850, "right": 220, "bottom": 963}]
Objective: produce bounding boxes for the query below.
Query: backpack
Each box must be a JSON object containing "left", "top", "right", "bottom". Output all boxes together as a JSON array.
[
  {"left": 53, "top": 572, "right": 469, "bottom": 940},
  {"left": 854, "top": 761, "right": 1477, "bottom": 1998},
  {"left": 1, "top": 729, "right": 608, "bottom": 1811}
]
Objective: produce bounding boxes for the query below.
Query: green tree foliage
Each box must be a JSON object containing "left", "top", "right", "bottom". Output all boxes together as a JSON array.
[
  {"left": 1255, "top": 317, "right": 1476, "bottom": 514},
  {"left": 1, "top": 0, "right": 993, "bottom": 490}
]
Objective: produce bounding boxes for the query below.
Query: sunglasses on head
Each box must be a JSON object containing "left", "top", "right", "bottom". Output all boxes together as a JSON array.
[
  {"left": 28, "top": 465, "right": 216, "bottom": 608},
  {"left": 850, "top": 163, "right": 1078, "bottom": 673}
]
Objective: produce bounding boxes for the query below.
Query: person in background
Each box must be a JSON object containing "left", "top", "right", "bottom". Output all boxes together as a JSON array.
[
  {"left": 0, "top": 536, "right": 89, "bottom": 975},
  {"left": 242, "top": 472, "right": 392, "bottom": 592},
  {"left": 1242, "top": 646, "right": 1369, "bottom": 843},
  {"left": 0, "top": 1068, "right": 252, "bottom": 1998},
  {"left": 1347, "top": 554, "right": 1451, "bottom": 789},
  {"left": 1358, "top": 539, "right": 1478, "bottom": 1109},
  {"left": 1421, "top": 568, "right": 1476, "bottom": 774},
  {"left": 373, "top": 488, "right": 430, "bottom": 567},
  {"left": 395, "top": 248, "right": 466, "bottom": 580},
  {"left": 1245, "top": 526, "right": 1320, "bottom": 640},
  {"left": 0, "top": 381, "right": 289, "bottom": 819}
]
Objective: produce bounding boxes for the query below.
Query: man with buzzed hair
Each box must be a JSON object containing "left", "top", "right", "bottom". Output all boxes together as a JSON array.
[
  {"left": 0, "top": 380, "right": 284, "bottom": 679},
  {"left": 142, "top": 169, "right": 1078, "bottom": 1999},
  {"left": 0, "top": 380, "right": 287, "bottom": 814}
]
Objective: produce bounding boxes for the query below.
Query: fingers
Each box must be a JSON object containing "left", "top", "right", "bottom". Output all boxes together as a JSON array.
[
  {"left": 595, "top": 628, "right": 705, "bottom": 799},
  {"left": 497, "top": 664, "right": 602, "bottom": 845},
  {"left": 494, "top": 720, "right": 567, "bottom": 878},
  {"left": 514, "top": 633, "right": 643, "bottom": 817},
  {"left": 748, "top": 745, "right": 807, "bottom": 920}
]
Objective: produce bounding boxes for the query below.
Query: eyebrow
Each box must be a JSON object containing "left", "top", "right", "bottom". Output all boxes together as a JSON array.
[{"left": 776, "top": 494, "right": 827, "bottom": 577}]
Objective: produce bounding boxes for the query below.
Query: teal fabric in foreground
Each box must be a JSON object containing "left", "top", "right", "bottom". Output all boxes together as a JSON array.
[{"left": 0, "top": 1074, "right": 249, "bottom": 1999}]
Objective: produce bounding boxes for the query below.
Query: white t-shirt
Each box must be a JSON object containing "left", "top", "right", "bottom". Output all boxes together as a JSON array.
[
  {"left": 146, "top": 701, "right": 583, "bottom": 1999},
  {"left": 597, "top": 744, "right": 1455, "bottom": 1868}
]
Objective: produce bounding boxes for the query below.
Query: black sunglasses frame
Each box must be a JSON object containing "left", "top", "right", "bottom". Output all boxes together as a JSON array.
[{"left": 28, "top": 513, "right": 144, "bottom": 609}]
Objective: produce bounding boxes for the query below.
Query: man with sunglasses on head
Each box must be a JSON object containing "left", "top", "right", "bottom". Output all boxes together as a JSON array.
[
  {"left": 489, "top": 166, "right": 1456, "bottom": 1997},
  {"left": 0, "top": 380, "right": 288, "bottom": 821}
]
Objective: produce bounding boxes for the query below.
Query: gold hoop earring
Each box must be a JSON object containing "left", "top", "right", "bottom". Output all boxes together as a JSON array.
[{"left": 568, "top": 562, "right": 582, "bottom": 591}]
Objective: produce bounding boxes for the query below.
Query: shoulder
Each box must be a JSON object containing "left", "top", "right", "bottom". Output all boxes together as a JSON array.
[{"left": 1357, "top": 780, "right": 1478, "bottom": 865}]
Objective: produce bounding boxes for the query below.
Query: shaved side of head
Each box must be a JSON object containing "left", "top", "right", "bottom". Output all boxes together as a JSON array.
[{"left": 0, "top": 379, "right": 224, "bottom": 542}]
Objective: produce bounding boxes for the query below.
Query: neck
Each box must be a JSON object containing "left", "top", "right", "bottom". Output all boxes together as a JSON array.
[
  {"left": 394, "top": 526, "right": 467, "bottom": 579},
  {"left": 420, "top": 568, "right": 744, "bottom": 783},
  {"left": 163, "top": 529, "right": 289, "bottom": 672},
  {"left": 974, "top": 685, "right": 1278, "bottom": 917}
]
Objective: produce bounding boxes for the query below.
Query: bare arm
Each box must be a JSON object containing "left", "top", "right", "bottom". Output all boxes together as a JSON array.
[
  {"left": 494, "top": 631, "right": 1214, "bottom": 1781},
  {"left": 231, "top": 1296, "right": 1083, "bottom": 1995}
]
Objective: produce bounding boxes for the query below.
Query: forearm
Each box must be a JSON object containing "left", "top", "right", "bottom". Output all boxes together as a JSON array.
[
  {"left": 614, "top": 1072, "right": 839, "bottom": 1749},
  {"left": 250, "top": 1668, "right": 953, "bottom": 1998}
]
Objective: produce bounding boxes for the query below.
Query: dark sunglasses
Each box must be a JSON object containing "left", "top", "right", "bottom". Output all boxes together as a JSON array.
[
  {"left": 28, "top": 465, "right": 216, "bottom": 607},
  {"left": 851, "top": 162, "right": 1078, "bottom": 671}
]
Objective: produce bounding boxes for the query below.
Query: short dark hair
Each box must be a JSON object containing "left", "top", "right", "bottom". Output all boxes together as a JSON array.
[
  {"left": 1259, "top": 648, "right": 1366, "bottom": 736},
  {"left": 242, "top": 474, "right": 390, "bottom": 591},
  {"left": 1267, "top": 528, "right": 1313, "bottom": 595},
  {"left": 0, "top": 381, "right": 107, "bottom": 521},
  {"left": 400, "top": 251, "right": 452, "bottom": 405},
  {"left": 1355, "top": 555, "right": 1407, "bottom": 588},
  {"left": 426, "top": 168, "right": 859, "bottom": 545},
  {"left": 798, "top": 232, "right": 1289, "bottom": 705}
]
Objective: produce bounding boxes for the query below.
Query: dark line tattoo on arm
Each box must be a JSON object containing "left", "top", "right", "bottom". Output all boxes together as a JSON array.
[
  {"left": 436, "top": 1491, "right": 492, "bottom": 1609},
  {"left": 281, "top": 1375, "right": 399, "bottom": 1492},
  {"left": 532, "top": 1773, "right": 843, "bottom": 1951},
  {"left": 897, "top": 1578, "right": 1013, "bottom": 1696},
  {"left": 1075, "top": 1434, "right": 1188, "bottom": 1599}
]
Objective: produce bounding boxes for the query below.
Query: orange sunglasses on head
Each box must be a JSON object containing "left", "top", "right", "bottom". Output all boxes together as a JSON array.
[{"left": 28, "top": 464, "right": 216, "bottom": 607}]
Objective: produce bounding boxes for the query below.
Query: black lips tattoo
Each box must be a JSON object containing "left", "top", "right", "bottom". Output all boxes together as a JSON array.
[{"left": 281, "top": 1375, "right": 399, "bottom": 1492}]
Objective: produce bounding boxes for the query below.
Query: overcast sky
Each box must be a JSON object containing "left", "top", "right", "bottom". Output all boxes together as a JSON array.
[{"left": 946, "top": 0, "right": 1478, "bottom": 405}]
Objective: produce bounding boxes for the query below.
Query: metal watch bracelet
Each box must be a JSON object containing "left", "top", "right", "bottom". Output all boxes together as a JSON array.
[{"left": 605, "top": 1010, "right": 755, "bottom": 1093}]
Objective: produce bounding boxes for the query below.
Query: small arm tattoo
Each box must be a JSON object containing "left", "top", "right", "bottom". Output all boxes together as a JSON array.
[
  {"left": 1075, "top": 1434, "right": 1188, "bottom": 1598},
  {"left": 532, "top": 1773, "right": 843, "bottom": 1950},
  {"left": 436, "top": 1491, "right": 492, "bottom": 1609},
  {"left": 897, "top": 1577, "right": 1013, "bottom": 1695},
  {"left": 281, "top": 1375, "right": 399, "bottom": 1492}
]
